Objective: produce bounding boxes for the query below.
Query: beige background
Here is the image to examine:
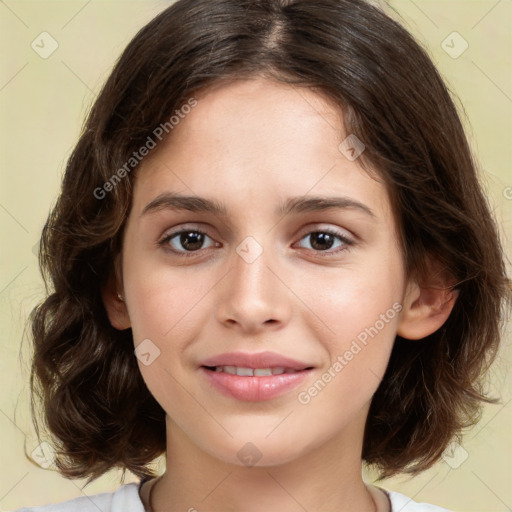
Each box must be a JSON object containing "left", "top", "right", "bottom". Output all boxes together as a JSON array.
[{"left": 1, "top": 1, "right": 511, "bottom": 510}]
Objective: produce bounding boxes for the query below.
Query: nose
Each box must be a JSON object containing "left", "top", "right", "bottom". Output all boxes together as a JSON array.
[{"left": 215, "top": 238, "right": 292, "bottom": 334}]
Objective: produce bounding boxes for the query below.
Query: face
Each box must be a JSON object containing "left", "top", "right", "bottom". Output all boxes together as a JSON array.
[{"left": 117, "top": 77, "right": 409, "bottom": 467}]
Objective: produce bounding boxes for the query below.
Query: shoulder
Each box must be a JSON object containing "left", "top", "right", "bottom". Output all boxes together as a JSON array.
[
  {"left": 383, "top": 487, "right": 454, "bottom": 512},
  {"left": 12, "top": 482, "right": 144, "bottom": 512}
]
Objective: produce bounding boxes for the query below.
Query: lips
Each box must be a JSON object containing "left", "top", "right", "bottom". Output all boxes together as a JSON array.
[{"left": 199, "top": 351, "right": 314, "bottom": 401}]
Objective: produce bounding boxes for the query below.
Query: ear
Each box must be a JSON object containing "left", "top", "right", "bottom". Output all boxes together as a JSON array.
[
  {"left": 101, "top": 255, "right": 131, "bottom": 331},
  {"left": 397, "top": 264, "right": 459, "bottom": 340}
]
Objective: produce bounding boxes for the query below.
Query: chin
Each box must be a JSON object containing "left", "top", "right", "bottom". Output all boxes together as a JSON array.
[{"left": 196, "top": 428, "right": 310, "bottom": 468}]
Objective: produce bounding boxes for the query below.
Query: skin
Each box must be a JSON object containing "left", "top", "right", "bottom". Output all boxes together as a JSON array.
[{"left": 104, "top": 77, "right": 457, "bottom": 512}]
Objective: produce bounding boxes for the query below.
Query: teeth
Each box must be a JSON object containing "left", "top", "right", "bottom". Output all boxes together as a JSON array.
[
  {"left": 236, "top": 367, "right": 254, "bottom": 376},
  {"left": 212, "top": 366, "right": 294, "bottom": 376},
  {"left": 253, "top": 368, "right": 272, "bottom": 376}
]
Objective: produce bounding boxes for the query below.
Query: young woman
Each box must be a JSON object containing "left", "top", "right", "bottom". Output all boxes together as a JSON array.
[{"left": 18, "top": 0, "right": 510, "bottom": 511}]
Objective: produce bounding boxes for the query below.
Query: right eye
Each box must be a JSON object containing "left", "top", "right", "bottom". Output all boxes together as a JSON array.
[{"left": 158, "top": 228, "right": 220, "bottom": 257}]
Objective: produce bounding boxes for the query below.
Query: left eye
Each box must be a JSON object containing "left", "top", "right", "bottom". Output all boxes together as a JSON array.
[{"left": 295, "top": 229, "right": 354, "bottom": 254}]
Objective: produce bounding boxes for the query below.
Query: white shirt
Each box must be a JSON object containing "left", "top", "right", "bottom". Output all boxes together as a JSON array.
[{"left": 12, "top": 481, "right": 453, "bottom": 511}]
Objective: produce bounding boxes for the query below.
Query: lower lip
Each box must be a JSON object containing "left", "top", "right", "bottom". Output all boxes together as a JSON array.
[{"left": 200, "top": 367, "right": 312, "bottom": 401}]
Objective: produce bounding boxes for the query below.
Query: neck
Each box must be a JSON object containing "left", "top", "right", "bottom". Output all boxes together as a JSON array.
[{"left": 148, "top": 415, "right": 378, "bottom": 512}]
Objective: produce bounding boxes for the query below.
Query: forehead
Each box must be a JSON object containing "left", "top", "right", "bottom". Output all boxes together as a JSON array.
[
  {"left": 132, "top": 78, "right": 392, "bottom": 224},
  {"left": 172, "top": 78, "right": 344, "bottom": 158}
]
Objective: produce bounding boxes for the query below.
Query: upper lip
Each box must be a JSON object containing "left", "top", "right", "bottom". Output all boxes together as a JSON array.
[{"left": 200, "top": 351, "right": 313, "bottom": 370}]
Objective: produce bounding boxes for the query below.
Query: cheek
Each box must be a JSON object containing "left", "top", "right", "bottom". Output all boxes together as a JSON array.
[
  {"left": 123, "top": 262, "right": 209, "bottom": 414},
  {"left": 297, "top": 249, "right": 404, "bottom": 397},
  {"left": 123, "top": 252, "right": 209, "bottom": 342},
  {"left": 307, "top": 252, "right": 403, "bottom": 342}
]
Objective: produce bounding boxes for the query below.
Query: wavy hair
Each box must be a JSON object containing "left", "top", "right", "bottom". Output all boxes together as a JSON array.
[{"left": 28, "top": 0, "right": 511, "bottom": 483}]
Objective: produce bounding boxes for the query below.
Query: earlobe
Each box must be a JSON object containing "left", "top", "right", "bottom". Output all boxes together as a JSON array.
[
  {"left": 102, "top": 259, "right": 131, "bottom": 331},
  {"left": 397, "top": 280, "right": 459, "bottom": 340}
]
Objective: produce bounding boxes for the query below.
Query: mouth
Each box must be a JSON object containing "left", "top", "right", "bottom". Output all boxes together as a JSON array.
[{"left": 199, "top": 352, "right": 315, "bottom": 401}]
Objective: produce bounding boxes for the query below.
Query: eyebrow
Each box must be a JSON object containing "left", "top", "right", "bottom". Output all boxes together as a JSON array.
[{"left": 140, "top": 192, "right": 376, "bottom": 219}]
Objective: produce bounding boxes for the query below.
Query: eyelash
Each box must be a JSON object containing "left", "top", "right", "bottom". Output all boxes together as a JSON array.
[{"left": 158, "top": 226, "right": 355, "bottom": 259}]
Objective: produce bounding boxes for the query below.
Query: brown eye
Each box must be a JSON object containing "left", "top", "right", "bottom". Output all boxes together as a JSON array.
[
  {"left": 296, "top": 229, "right": 354, "bottom": 254},
  {"left": 159, "top": 229, "right": 218, "bottom": 255}
]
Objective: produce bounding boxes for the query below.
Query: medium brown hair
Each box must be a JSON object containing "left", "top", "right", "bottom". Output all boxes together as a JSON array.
[{"left": 28, "top": 0, "right": 511, "bottom": 483}]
